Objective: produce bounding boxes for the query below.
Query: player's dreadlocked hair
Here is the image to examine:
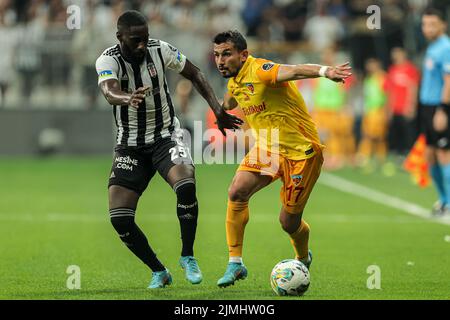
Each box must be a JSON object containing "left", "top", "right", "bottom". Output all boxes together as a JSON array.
[
  {"left": 213, "top": 30, "right": 248, "bottom": 52},
  {"left": 117, "top": 10, "right": 147, "bottom": 31}
]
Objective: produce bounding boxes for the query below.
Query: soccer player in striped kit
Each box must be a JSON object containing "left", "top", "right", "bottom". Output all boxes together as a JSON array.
[{"left": 96, "top": 11, "right": 242, "bottom": 288}]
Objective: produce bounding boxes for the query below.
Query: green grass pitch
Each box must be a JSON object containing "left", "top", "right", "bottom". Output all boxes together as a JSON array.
[{"left": 0, "top": 157, "right": 449, "bottom": 300}]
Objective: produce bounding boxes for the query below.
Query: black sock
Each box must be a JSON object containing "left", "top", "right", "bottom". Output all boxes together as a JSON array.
[
  {"left": 174, "top": 178, "right": 198, "bottom": 257},
  {"left": 110, "top": 208, "right": 165, "bottom": 272}
]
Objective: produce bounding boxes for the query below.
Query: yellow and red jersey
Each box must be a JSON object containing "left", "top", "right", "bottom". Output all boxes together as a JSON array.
[{"left": 227, "top": 55, "right": 323, "bottom": 160}]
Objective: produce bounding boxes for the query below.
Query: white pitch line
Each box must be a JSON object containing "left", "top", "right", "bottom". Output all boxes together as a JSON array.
[{"left": 319, "top": 172, "right": 450, "bottom": 226}]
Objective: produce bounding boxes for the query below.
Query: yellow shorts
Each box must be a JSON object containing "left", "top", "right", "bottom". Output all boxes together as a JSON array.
[
  {"left": 238, "top": 146, "right": 324, "bottom": 214},
  {"left": 361, "top": 109, "right": 387, "bottom": 138},
  {"left": 312, "top": 110, "right": 338, "bottom": 139}
]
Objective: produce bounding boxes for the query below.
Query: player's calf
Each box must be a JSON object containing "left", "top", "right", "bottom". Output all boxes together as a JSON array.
[
  {"left": 109, "top": 208, "right": 166, "bottom": 273},
  {"left": 173, "top": 178, "right": 199, "bottom": 257}
]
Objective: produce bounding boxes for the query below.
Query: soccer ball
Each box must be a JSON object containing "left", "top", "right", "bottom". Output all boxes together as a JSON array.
[{"left": 270, "top": 259, "right": 310, "bottom": 296}]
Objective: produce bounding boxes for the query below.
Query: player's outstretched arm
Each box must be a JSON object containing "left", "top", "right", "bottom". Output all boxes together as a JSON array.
[
  {"left": 180, "top": 59, "right": 243, "bottom": 135},
  {"left": 276, "top": 62, "right": 352, "bottom": 83},
  {"left": 99, "top": 79, "right": 149, "bottom": 109}
]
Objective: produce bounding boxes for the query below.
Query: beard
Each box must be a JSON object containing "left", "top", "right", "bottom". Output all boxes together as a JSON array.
[{"left": 219, "top": 69, "right": 238, "bottom": 78}]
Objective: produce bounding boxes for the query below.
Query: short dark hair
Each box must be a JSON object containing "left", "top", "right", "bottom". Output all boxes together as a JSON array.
[
  {"left": 117, "top": 10, "right": 147, "bottom": 31},
  {"left": 423, "top": 7, "right": 446, "bottom": 22},
  {"left": 213, "top": 30, "right": 247, "bottom": 51}
]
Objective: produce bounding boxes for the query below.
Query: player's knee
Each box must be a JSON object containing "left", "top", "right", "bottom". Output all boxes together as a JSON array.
[
  {"left": 109, "top": 208, "right": 135, "bottom": 233},
  {"left": 108, "top": 185, "right": 139, "bottom": 209},
  {"left": 279, "top": 213, "right": 302, "bottom": 234},
  {"left": 228, "top": 185, "right": 252, "bottom": 202}
]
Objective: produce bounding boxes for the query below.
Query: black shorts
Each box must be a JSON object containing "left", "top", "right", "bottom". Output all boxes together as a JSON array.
[
  {"left": 420, "top": 104, "right": 450, "bottom": 149},
  {"left": 108, "top": 137, "right": 194, "bottom": 195}
]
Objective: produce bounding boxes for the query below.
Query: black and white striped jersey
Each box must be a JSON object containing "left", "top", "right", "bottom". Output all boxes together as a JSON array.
[{"left": 95, "top": 39, "right": 187, "bottom": 147}]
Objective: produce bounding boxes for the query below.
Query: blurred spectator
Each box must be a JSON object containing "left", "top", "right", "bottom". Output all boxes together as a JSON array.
[
  {"left": 14, "top": 2, "right": 45, "bottom": 106},
  {"left": 41, "top": 0, "right": 73, "bottom": 94},
  {"left": 0, "top": 0, "right": 17, "bottom": 107},
  {"left": 207, "top": 0, "right": 244, "bottom": 36},
  {"left": 163, "top": 0, "right": 207, "bottom": 32},
  {"left": 12, "top": 0, "right": 30, "bottom": 23},
  {"left": 71, "top": 0, "right": 125, "bottom": 108},
  {"left": 385, "top": 47, "right": 420, "bottom": 157},
  {"left": 279, "top": 0, "right": 308, "bottom": 42},
  {"left": 311, "top": 47, "right": 354, "bottom": 170},
  {"left": 357, "top": 58, "right": 388, "bottom": 171},
  {"left": 347, "top": 71, "right": 365, "bottom": 150},
  {"left": 303, "top": 2, "right": 345, "bottom": 51},
  {"left": 347, "top": 0, "right": 380, "bottom": 72},
  {"left": 141, "top": 0, "right": 172, "bottom": 38},
  {"left": 379, "top": 0, "right": 408, "bottom": 64},
  {"left": 347, "top": 0, "right": 409, "bottom": 71},
  {"left": 242, "top": 0, "right": 273, "bottom": 37},
  {"left": 406, "top": 0, "right": 430, "bottom": 54},
  {"left": 156, "top": 0, "right": 209, "bottom": 75},
  {"left": 0, "top": 0, "right": 445, "bottom": 115},
  {"left": 327, "top": 0, "right": 348, "bottom": 22}
]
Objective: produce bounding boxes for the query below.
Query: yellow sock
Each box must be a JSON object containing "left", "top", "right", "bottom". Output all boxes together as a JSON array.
[
  {"left": 226, "top": 200, "right": 249, "bottom": 258},
  {"left": 357, "top": 137, "right": 372, "bottom": 159},
  {"left": 376, "top": 140, "right": 387, "bottom": 162},
  {"left": 289, "top": 220, "right": 310, "bottom": 260}
]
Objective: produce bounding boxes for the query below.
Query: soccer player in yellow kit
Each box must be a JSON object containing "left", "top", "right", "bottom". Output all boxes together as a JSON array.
[{"left": 213, "top": 31, "right": 352, "bottom": 287}]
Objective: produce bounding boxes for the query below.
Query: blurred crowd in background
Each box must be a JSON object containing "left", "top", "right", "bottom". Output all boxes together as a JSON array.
[{"left": 0, "top": 0, "right": 449, "bottom": 171}]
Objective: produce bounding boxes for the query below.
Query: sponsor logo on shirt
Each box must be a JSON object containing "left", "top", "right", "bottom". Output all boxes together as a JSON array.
[
  {"left": 147, "top": 62, "right": 157, "bottom": 78},
  {"left": 305, "top": 148, "right": 314, "bottom": 155},
  {"left": 242, "top": 102, "right": 266, "bottom": 116},
  {"left": 262, "top": 63, "right": 274, "bottom": 71}
]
